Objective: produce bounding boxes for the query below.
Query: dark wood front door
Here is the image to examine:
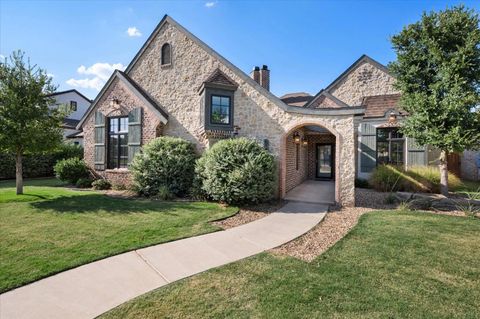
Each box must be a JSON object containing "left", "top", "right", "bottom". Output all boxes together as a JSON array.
[{"left": 316, "top": 143, "right": 334, "bottom": 179}]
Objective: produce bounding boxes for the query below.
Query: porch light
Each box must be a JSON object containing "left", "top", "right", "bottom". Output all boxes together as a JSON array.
[
  {"left": 293, "top": 131, "right": 301, "bottom": 144},
  {"left": 302, "top": 138, "right": 308, "bottom": 146}
]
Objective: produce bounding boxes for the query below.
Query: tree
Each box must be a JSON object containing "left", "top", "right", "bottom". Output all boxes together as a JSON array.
[
  {"left": 389, "top": 5, "right": 480, "bottom": 196},
  {"left": 0, "top": 51, "right": 65, "bottom": 194}
]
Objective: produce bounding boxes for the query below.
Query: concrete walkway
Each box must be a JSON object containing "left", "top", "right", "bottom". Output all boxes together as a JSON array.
[
  {"left": 0, "top": 201, "right": 327, "bottom": 319},
  {"left": 285, "top": 180, "right": 335, "bottom": 204}
]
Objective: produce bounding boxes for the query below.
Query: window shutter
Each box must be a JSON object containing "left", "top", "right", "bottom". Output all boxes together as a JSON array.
[
  {"left": 128, "top": 107, "right": 142, "bottom": 164},
  {"left": 94, "top": 111, "right": 106, "bottom": 171},
  {"left": 407, "top": 137, "right": 426, "bottom": 166},
  {"left": 360, "top": 123, "right": 376, "bottom": 173}
]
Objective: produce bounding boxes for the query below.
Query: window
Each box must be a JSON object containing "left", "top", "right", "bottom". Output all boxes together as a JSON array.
[
  {"left": 161, "top": 43, "right": 171, "bottom": 65},
  {"left": 210, "top": 95, "right": 231, "bottom": 125},
  {"left": 376, "top": 128, "right": 404, "bottom": 165},
  {"left": 70, "top": 101, "right": 77, "bottom": 111},
  {"left": 108, "top": 117, "right": 128, "bottom": 169}
]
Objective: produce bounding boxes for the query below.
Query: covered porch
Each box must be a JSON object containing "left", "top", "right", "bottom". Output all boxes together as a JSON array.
[{"left": 285, "top": 180, "right": 335, "bottom": 205}]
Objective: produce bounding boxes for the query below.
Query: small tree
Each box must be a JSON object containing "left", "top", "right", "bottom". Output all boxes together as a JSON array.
[
  {"left": 0, "top": 51, "right": 65, "bottom": 194},
  {"left": 389, "top": 5, "right": 480, "bottom": 195}
]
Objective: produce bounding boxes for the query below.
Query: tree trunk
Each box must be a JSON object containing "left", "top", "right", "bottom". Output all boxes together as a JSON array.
[
  {"left": 439, "top": 150, "right": 449, "bottom": 196},
  {"left": 15, "top": 151, "right": 23, "bottom": 195}
]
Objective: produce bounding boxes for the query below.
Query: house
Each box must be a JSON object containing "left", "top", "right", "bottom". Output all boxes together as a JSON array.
[
  {"left": 76, "top": 15, "right": 474, "bottom": 207},
  {"left": 48, "top": 89, "right": 92, "bottom": 145}
]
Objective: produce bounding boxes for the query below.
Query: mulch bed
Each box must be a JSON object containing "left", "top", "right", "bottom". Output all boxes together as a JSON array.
[{"left": 212, "top": 200, "right": 286, "bottom": 230}]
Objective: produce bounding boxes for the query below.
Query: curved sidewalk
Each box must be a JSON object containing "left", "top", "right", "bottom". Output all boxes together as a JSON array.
[{"left": 0, "top": 201, "right": 327, "bottom": 319}]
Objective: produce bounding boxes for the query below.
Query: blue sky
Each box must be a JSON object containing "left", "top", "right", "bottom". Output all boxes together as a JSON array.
[{"left": 1, "top": 0, "right": 479, "bottom": 100}]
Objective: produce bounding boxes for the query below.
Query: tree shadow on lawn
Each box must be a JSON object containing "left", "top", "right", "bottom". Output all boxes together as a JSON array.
[{"left": 30, "top": 193, "right": 210, "bottom": 215}]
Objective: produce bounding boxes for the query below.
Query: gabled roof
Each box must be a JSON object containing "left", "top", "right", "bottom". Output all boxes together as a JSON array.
[
  {"left": 204, "top": 68, "right": 238, "bottom": 87},
  {"left": 76, "top": 70, "right": 168, "bottom": 130},
  {"left": 124, "top": 15, "right": 291, "bottom": 112},
  {"left": 46, "top": 89, "right": 92, "bottom": 103},
  {"left": 305, "top": 54, "right": 392, "bottom": 108},
  {"left": 280, "top": 92, "right": 313, "bottom": 107},
  {"left": 361, "top": 93, "right": 403, "bottom": 118},
  {"left": 63, "top": 118, "right": 80, "bottom": 129},
  {"left": 308, "top": 90, "right": 349, "bottom": 108}
]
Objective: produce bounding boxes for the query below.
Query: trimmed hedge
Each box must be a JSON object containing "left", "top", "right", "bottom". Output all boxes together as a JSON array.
[
  {"left": 369, "top": 164, "right": 463, "bottom": 193},
  {"left": 130, "top": 136, "right": 197, "bottom": 197},
  {"left": 196, "top": 138, "right": 276, "bottom": 204},
  {"left": 54, "top": 158, "right": 90, "bottom": 184},
  {"left": 0, "top": 143, "right": 83, "bottom": 179}
]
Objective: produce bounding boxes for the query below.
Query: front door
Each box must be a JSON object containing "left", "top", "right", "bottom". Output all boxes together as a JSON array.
[{"left": 316, "top": 143, "right": 334, "bottom": 179}]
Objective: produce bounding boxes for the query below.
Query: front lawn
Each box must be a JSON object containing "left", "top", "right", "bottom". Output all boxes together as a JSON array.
[
  {"left": 0, "top": 178, "right": 237, "bottom": 293},
  {"left": 102, "top": 211, "right": 480, "bottom": 319}
]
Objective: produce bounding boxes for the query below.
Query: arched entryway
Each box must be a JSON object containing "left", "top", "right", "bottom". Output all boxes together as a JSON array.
[{"left": 280, "top": 122, "right": 341, "bottom": 205}]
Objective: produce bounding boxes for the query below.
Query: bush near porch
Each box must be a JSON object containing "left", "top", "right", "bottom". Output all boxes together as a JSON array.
[{"left": 369, "top": 165, "right": 462, "bottom": 193}]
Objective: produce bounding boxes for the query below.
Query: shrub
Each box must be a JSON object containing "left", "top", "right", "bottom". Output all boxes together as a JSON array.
[
  {"left": 112, "top": 183, "right": 127, "bottom": 191},
  {"left": 196, "top": 138, "right": 276, "bottom": 204},
  {"left": 54, "top": 158, "right": 89, "bottom": 184},
  {"left": 130, "top": 136, "right": 197, "bottom": 197},
  {"left": 407, "top": 166, "right": 462, "bottom": 193},
  {"left": 155, "top": 186, "right": 174, "bottom": 201},
  {"left": 92, "top": 179, "right": 111, "bottom": 190},
  {"left": 76, "top": 178, "right": 93, "bottom": 188},
  {"left": 369, "top": 164, "right": 463, "bottom": 194},
  {"left": 355, "top": 178, "right": 370, "bottom": 189}
]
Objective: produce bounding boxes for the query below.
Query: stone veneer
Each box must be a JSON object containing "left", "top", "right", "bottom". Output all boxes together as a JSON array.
[
  {"left": 329, "top": 60, "right": 399, "bottom": 106},
  {"left": 81, "top": 19, "right": 406, "bottom": 206}
]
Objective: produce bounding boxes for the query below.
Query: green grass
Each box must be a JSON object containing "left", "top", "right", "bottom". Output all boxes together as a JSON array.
[
  {"left": 453, "top": 180, "right": 480, "bottom": 199},
  {"left": 102, "top": 211, "right": 480, "bottom": 319},
  {"left": 0, "top": 178, "right": 237, "bottom": 293}
]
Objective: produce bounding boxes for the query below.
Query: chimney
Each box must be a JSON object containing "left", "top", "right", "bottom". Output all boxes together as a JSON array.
[
  {"left": 250, "top": 66, "right": 260, "bottom": 85},
  {"left": 260, "top": 65, "right": 270, "bottom": 91}
]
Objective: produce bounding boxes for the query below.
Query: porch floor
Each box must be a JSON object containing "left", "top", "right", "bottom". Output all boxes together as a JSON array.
[{"left": 285, "top": 180, "right": 335, "bottom": 205}]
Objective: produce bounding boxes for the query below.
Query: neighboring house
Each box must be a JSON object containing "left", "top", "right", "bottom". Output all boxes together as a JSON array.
[
  {"left": 77, "top": 15, "right": 476, "bottom": 207},
  {"left": 48, "top": 89, "right": 92, "bottom": 145}
]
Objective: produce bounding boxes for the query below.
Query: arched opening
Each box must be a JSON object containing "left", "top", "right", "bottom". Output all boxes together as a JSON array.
[
  {"left": 161, "top": 43, "right": 171, "bottom": 65},
  {"left": 280, "top": 123, "right": 340, "bottom": 205}
]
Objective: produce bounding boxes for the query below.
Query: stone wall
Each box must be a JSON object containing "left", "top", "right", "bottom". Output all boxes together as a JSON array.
[
  {"left": 329, "top": 60, "right": 399, "bottom": 106},
  {"left": 82, "top": 19, "right": 357, "bottom": 206}
]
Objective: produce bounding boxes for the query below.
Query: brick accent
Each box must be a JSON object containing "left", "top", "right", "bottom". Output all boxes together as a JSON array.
[
  {"left": 284, "top": 128, "right": 308, "bottom": 192},
  {"left": 306, "top": 133, "right": 336, "bottom": 179},
  {"left": 83, "top": 78, "right": 162, "bottom": 186}
]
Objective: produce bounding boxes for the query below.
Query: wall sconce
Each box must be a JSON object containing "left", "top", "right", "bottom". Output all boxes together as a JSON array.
[
  {"left": 232, "top": 125, "right": 241, "bottom": 137},
  {"left": 302, "top": 138, "right": 308, "bottom": 146},
  {"left": 293, "top": 131, "right": 301, "bottom": 144}
]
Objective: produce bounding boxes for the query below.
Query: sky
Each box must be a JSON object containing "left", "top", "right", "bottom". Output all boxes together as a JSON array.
[{"left": 1, "top": 0, "right": 479, "bottom": 100}]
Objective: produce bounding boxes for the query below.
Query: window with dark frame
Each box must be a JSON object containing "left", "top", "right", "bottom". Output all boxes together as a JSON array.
[
  {"left": 108, "top": 117, "right": 129, "bottom": 169},
  {"left": 210, "top": 95, "right": 231, "bottom": 125},
  {"left": 70, "top": 101, "right": 77, "bottom": 111},
  {"left": 161, "top": 43, "right": 171, "bottom": 65},
  {"left": 376, "top": 127, "right": 404, "bottom": 166}
]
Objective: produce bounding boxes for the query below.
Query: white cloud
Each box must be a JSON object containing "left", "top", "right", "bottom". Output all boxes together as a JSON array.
[
  {"left": 0, "top": 54, "right": 5, "bottom": 60},
  {"left": 66, "top": 62, "right": 125, "bottom": 91},
  {"left": 205, "top": 1, "right": 217, "bottom": 8},
  {"left": 126, "top": 27, "right": 142, "bottom": 37}
]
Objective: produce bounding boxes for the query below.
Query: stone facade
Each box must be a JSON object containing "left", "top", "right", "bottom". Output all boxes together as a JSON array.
[
  {"left": 79, "top": 17, "right": 402, "bottom": 207},
  {"left": 329, "top": 60, "right": 399, "bottom": 106}
]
